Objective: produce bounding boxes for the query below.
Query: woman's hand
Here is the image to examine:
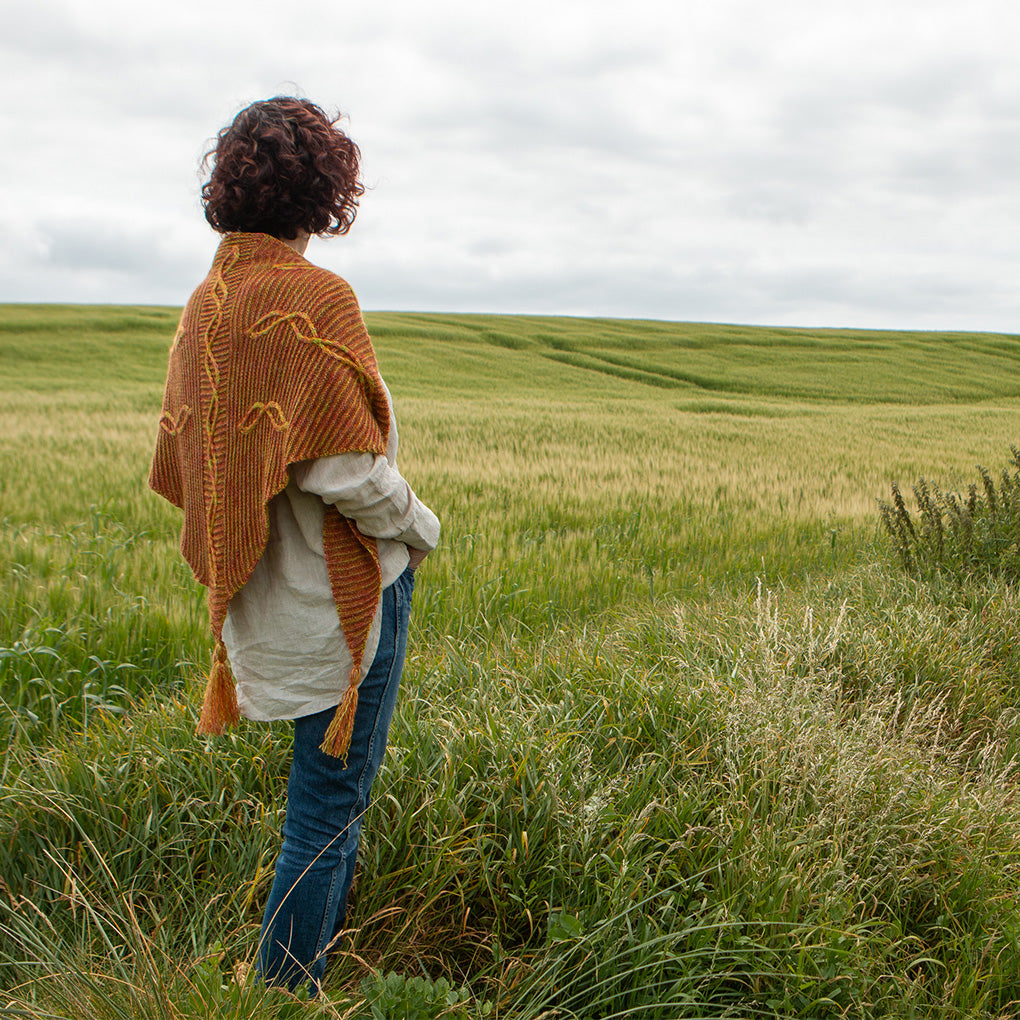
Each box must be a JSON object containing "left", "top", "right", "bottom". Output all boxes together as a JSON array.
[{"left": 407, "top": 545, "right": 430, "bottom": 571}]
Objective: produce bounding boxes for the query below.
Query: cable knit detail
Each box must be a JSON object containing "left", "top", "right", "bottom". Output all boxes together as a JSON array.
[
  {"left": 237, "top": 401, "right": 290, "bottom": 434},
  {"left": 158, "top": 405, "right": 192, "bottom": 435}
]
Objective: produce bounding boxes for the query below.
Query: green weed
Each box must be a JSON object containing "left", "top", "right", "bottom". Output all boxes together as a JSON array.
[
  {"left": 879, "top": 448, "right": 1020, "bottom": 581},
  {"left": 356, "top": 970, "right": 484, "bottom": 1019}
]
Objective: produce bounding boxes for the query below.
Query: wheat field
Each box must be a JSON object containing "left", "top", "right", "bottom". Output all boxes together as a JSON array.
[{"left": 2, "top": 304, "right": 1020, "bottom": 1018}]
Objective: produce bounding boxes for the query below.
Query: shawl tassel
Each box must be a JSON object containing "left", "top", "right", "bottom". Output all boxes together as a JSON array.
[
  {"left": 319, "top": 666, "right": 361, "bottom": 761},
  {"left": 197, "top": 639, "right": 241, "bottom": 735}
]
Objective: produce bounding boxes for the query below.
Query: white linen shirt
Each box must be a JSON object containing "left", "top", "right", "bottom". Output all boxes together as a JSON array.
[{"left": 222, "top": 384, "right": 440, "bottom": 721}]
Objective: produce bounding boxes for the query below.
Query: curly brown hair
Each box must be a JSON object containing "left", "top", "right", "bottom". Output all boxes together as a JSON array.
[{"left": 201, "top": 97, "right": 364, "bottom": 239}]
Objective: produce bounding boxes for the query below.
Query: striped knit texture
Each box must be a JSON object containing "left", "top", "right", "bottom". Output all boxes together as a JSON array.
[{"left": 149, "top": 233, "right": 390, "bottom": 756}]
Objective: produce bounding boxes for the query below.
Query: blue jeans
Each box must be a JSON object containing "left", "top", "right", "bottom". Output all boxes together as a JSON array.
[{"left": 256, "top": 566, "right": 414, "bottom": 992}]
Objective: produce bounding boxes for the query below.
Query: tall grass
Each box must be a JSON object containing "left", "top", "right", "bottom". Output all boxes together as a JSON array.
[{"left": 3, "top": 305, "right": 1020, "bottom": 1017}]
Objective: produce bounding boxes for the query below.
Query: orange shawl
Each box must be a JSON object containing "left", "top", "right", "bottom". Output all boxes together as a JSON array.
[{"left": 149, "top": 233, "right": 389, "bottom": 759}]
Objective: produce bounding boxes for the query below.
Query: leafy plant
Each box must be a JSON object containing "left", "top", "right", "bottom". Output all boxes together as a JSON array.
[
  {"left": 357, "top": 970, "right": 485, "bottom": 1020},
  {"left": 878, "top": 447, "right": 1020, "bottom": 580}
]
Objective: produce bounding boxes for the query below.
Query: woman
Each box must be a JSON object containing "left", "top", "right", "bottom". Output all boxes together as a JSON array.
[{"left": 149, "top": 97, "right": 440, "bottom": 993}]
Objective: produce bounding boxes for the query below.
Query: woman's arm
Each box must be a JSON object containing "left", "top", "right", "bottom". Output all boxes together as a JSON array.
[{"left": 291, "top": 453, "right": 440, "bottom": 561}]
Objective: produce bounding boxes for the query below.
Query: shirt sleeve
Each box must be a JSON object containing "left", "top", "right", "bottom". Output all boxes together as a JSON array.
[{"left": 291, "top": 452, "right": 441, "bottom": 552}]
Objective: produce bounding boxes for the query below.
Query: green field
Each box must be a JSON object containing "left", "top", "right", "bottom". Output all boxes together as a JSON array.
[{"left": 3, "top": 303, "right": 1020, "bottom": 1018}]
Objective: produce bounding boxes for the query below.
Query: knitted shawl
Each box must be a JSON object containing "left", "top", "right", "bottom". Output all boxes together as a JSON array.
[{"left": 149, "top": 233, "right": 390, "bottom": 759}]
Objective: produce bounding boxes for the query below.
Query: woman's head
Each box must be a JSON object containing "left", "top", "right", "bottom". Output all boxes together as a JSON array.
[{"left": 201, "top": 97, "right": 364, "bottom": 240}]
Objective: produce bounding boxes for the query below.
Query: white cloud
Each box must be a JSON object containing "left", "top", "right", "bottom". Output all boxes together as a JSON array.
[{"left": 2, "top": 0, "right": 1020, "bottom": 330}]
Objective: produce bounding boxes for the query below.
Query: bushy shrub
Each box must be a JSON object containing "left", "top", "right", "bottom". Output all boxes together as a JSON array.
[{"left": 878, "top": 447, "right": 1020, "bottom": 580}]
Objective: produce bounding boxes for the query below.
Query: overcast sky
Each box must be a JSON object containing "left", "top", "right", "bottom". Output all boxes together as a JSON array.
[{"left": 3, "top": 0, "right": 1019, "bottom": 331}]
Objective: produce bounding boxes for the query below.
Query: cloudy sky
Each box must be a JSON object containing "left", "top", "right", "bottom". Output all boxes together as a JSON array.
[{"left": 3, "top": 0, "right": 1019, "bottom": 330}]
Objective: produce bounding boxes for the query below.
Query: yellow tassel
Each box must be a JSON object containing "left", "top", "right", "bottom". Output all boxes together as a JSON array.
[
  {"left": 319, "top": 668, "right": 360, "bottom": 763},
  {"left": 197, "top": 640, "right": 241, "bottom": 736}
]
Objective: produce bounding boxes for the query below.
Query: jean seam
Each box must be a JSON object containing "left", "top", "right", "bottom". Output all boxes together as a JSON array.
[
  {"left": 312, "top": 861, "right": 341, "bottom": 965},
  {"left": 343, "top": 583, "right": 402, "bottom": 833},
  {"left": 359, "top": 585, "right": 402, "bottom": 809}
]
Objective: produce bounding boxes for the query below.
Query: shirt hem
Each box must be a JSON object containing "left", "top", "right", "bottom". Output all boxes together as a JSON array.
[{"left": 236, "top": 689, "right": 345, "bottom": 723}]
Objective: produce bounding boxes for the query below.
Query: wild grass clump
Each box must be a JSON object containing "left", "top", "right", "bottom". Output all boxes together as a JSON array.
[
  {"left": 1, "top": 897, "right": 314, "bottom": 1020},
  {"left": 304, "top": 576, "right": 1020, "bottom": 1015},
  {"left": 8, "top": 574, "right": 1020, "bottom": 1016},
  {"left": 879, "top": 448, "right": 1020, "bottom": 581}
]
